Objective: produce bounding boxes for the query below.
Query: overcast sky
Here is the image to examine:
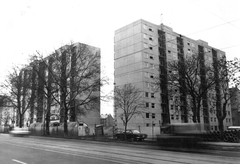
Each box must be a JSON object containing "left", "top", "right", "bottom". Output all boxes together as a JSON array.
[{"left": 0, "top": 0, "right": 240, "bottom": 115}]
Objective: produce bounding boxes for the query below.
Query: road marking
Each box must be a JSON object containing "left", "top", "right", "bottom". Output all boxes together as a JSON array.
[
  {"left": 8, "top": 143, "right": 133, "bottom": 164},
  {"left": 12, "top": 159, "right": 27, "bottom": 164}
]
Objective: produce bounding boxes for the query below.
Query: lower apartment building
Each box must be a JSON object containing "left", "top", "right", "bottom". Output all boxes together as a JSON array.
[
  {"left": 7, "top": 42, "right": 101, "bottom": 131},
  {"left": 114, "top": 19, "right": 232, "bottom": 137}
]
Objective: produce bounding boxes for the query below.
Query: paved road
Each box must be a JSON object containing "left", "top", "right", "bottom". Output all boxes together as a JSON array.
[{"left": 0, "top": 134, "right": 240, "bottom": 164}]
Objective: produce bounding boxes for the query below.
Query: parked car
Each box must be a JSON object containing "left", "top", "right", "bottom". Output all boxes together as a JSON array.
[
  {"left": 114, "top": 129, "right": 147, "bottom": 141},
  {"left": 9, "top": 127, "right": 31, "bottom": 137}
]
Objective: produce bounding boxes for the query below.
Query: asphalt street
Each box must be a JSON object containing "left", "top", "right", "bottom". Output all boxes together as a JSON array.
[{"left": 0, "top": 134, "right": 240, "bottom": 164}]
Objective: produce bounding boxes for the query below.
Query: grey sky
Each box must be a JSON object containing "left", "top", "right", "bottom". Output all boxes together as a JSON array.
[{"left": 0, "top": 0, "right": 239, "bottom": 115}]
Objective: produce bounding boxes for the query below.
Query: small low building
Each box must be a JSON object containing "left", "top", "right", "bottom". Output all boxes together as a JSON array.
[{"left": 100, "top": 114, "right": 114, "bottom": 127}]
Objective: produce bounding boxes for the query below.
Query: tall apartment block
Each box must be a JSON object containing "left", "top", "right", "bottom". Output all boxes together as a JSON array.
[
  {"left": 114, "top": 19, "right": 232, "bottom": 137},
  {"left": 26, "top": 43, "right": 101, "bottom": 130},
  {"left": 230, "top": 88, "right": 240, "bottom": 126}
]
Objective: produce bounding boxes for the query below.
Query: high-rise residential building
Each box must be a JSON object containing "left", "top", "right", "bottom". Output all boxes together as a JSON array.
[
  {"left": 230, "top": 88, "right": 240, "bottom": 126},
  {"left": 22, "top": 43, "right": 101, "bottom": 130},
  {"left": 114, "top": 19, "right": 232, "bottom": 137}
]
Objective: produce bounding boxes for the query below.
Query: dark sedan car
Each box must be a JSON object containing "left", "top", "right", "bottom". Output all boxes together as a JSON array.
[{"left": 114, "top": 129, "right": 147, "bottom": 141}]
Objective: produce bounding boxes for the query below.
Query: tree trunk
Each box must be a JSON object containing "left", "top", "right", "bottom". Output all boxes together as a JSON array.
[
  {"left": 60, "top": 51, "right": 67, "bottom": 124},
  {"left": 19, "top": 114, "right": 23, "bottom": 128},
  {"left": 218, "top": 118, "right": 224, "bottom": 132},
  {"left": 30, "top": 65, "right": 36, "bottom": 124},
  {"left": 196, "top": 98, "right": 202, "bottom": 123},
  {"left": 124, "top": 122, "right": 127, "bottom": 141},
  {"left": 45, "top": 98, "right": 51, "bottom": 135},
  {"left": 197, "top": 109, "right": 200, "bottom": 123},
  {"left": 192, "top": 98, "right": 197, "bottom": 123},
  {"left": 69, "top": 50, "right": 76, "bottom": 122},
  {"left": 217, "top": 102, "right": 227, "bottom": 133},
  {"left": 64, "top": 106, "right": 68, "bottom": 137},
  {"left": 37, "top": 61, "right": 45, "bottom": 122},
  {"left": 46, "top": 57, "right": 53, "bottom": 135}
]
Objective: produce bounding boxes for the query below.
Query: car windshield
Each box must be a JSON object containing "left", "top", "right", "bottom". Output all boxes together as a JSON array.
[{"left": 131, "top": 130, "right": 140, "bottom": 134}]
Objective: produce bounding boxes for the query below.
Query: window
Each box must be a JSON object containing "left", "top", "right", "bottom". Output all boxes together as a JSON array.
[
  {"left": 172, "top": 44, "right": 177, "bottom": 49},
  {"left": 146, "top": 82, "right": 150, "bottom": 88},
  {"left": 214, "top": 118, "right": 216, "bottom": 122},
  {"left": 149, "top": 37, "right": 153, "bottom": 41},
  {"left": 146, "top": 102, "right": 149, "bottom": 108},
  {"left": 144, "top": 43, "right": 148, "bottom": 48},
  {"left": 215, "top": 126, "right": 218, "bottom": 131},
  {"left": 145, "top": 72, "right": 149, "bottom": 78},
  {"left": 152, "top": 113, "right": 155, "bottom": 119},
  {"left": 168, "top": 50, "right": 171, "bottom": 54},
  {"left": 151, "top": 93, "right": 155, "bottom": 98},
  {"left": 151, "top": 103, "right": 155, "bottom": 108},
  {"left": 152, "top": 123, "right": 156, "bottom": 127},
  {"left": 149, "top": 83, "right": 155, "bottom": 89},
  {"left": 204, "top": 47, "right": 208, "bottom": 52},
  {"left": 146, "top": 113, "right": 149, "bottom": 118},
  {"left": 144, "top": 62, "right": 149, "bottom": 68},
  {"left": 145, "top": 92, "right": 149, "bottom": 97},
  {"left": 228, "top": 111, "right": 230, "bottom": 115},
  {"left": 146, "top": 123, "right": 150, "bottom": 127},
  {"left": 144, "top": 53, "right": 149, "bottom": 58},
  {"left": 170, "top": 105, "right": 174, "bottom": 110},
  {"left": 176, "top": 115, "right": 179, "bottom": 120},
  {"left": 187, "top": 49, "right": 191, "bottom": 53},
  {"left": 143, "top": 24, "right": 147, "bottom": 30},
  {"left": 226, "top": 118, "right": 228, "bottom": 122},
  {"left": 171, "top": 115, "right": 174, "bottom": 120},
  {"left": 149, "top": 28, "right": 153, "bottom": 32},
  {"left": 143, "top": 34, "right": 147, "bottom": 39},
  {"left": 166, "top": 34, "right": 171, "bottom": 39},
  {"left": 175, "top": 105, "right": 178, "bottom": 110},
  {"left": 149, "top": 55, "right": 154, "bottom": 60},
  {"left": 187, "top": 42, "right": 190, "bottom": 46},
  {"left": 211, "top": 117, "right": 213, "bottom": 122},
  {"left": 150, "top": 74, "right": 154, "bottom": 79},
  {"left": 149, "top": 46, "right": 153, "bottom": 50},
  {"left": 149, "top": 63, "right": 154, "bottom": 69}
]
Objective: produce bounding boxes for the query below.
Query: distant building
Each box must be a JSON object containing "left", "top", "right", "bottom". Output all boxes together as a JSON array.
[
  {"left": 0, "top": 95, "right": 15, "bottom": 126},
  {"left": 100, "top": 114, "right": 114, "bottom": 127},
  {"left": 230, "top": 88, "right": 240, "bottom": 126},
  {"left": 114, "top": 19, "right": 232, "bottom": 137}
]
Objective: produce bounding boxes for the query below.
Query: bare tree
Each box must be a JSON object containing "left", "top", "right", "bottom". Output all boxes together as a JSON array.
[
  {"left": 166, "top": 54, "right": 215, "bottom": 123},
  {"left": 210, "top": 55, "right": 240, "bottom": 132},
  {"left": 0, "top": 96, "right": 15, "bottom": 126},
  {"left": 114, "top": 84, "right": 144, "bottom": 140},
  {"left": 33, "top": 42, "right": 105, "bottom": 137},
  {"left": 28, "top": 55, "right": 57, "bottom": 135},
  {"left": 1, "top": 66, "right": 32, "bottom": 128},
  {"left": 228, "top": 57, "right": 240, "bottom": 86}
]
